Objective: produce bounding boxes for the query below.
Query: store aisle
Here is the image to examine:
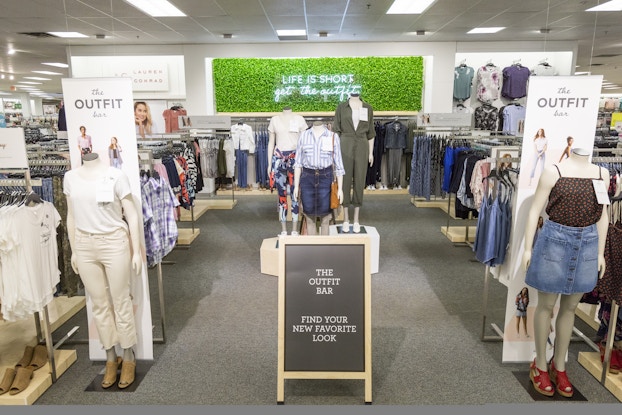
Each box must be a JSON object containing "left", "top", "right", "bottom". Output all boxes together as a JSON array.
[{"left": 35, "top": 194, "right": 618, "bottom": 405}]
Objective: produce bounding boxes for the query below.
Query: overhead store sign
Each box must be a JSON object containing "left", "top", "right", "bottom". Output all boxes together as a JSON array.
[{"left": 213, "top": 56, "right": 424, "bottom": 112}]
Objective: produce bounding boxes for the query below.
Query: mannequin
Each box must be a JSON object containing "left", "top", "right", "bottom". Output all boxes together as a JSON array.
[
  {"left": 267, "top": 107, "right": 308, "bottom": 235},
  {"left": 293, "top": 122, "right": 344, "bottom": 235},
  {"left": 333, "top": 93, "right": 375, "bottom": 233},
  {"left": 64, "top": 153, "right": 142, "bottom": 389},
  {"left": 522, "top": 148, "right": 609, "bottom": 398}
]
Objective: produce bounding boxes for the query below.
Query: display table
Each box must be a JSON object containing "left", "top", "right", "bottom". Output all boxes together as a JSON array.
[{"left": 260, "top": 225, "right": 380, "bottom": 276}]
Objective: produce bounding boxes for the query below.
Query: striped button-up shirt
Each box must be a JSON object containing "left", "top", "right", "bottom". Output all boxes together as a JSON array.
[{"left": 293, "top": 127, "right": 345, "bottom": 176}]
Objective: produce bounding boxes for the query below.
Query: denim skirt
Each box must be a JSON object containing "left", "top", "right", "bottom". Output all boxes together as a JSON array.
[
  {"left": 300, "top": 166, "right": 333, "bottom": 217},
  {"left": 525, "top": 219, "right": 599, "bottom": 295}
]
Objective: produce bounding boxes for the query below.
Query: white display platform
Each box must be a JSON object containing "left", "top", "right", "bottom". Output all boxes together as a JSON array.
[
  {"left": 329, "top": 225, "right": 379, "bottom": 274},
  {"left": 260, "top": 225, "right": 379, "bottom": 276}
]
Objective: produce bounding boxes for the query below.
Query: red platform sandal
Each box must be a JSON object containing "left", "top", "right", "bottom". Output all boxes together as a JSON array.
[
  {"left": 549, "top": 359, "right": 574, "bottom": 398},
  {"left": 599, "top": 342, "right": 621, "bottom": 374},
  {"left": 529, "top": 359, "right": 554, "bottom": 397}
]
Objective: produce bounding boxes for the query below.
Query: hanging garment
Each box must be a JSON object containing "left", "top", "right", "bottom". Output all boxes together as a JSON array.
[
  {"left": 141, "top": 176, "right": 179, "bottom": 267},
  {"left": 0, "top": 200, "right": 61, "bottom": 321}
]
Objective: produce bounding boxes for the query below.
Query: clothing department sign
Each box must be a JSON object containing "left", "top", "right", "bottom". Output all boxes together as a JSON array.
[
  {"left": 276, "top": 74, "right": 362, "bottom": 102},
  {"left": 277, "top": 236, "right": 372, "bottom": 403}
]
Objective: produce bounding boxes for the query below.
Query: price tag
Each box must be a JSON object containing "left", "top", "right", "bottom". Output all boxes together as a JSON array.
[
  {"left": 359, "top": 108, "right": 368, "bottom": 122},
  {"left": 289, "top": 120, "right": 300, "bottom": 133},
  {"left": 593, "top": 179, "right": 610, "bottom": 205},
  {"left": 96, "top": 177, "right": 115, "bottom": 203},
  {"left": 321, "top": 135, "right": 333, "bottom": 152}
]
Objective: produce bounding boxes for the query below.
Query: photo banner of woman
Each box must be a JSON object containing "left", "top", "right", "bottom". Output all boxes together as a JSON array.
[
  {"left": 61, "top": 77, "right": 154, "bottom": 361},
  {"left": 490, "top": 75, "right": 603, "bottom": 363}
]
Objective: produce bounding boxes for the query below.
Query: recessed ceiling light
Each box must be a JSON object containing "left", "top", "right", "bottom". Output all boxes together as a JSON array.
[
  {"left": 18, "top": 81, "right": 42, "bottom": 85},
  {"left": 276, "top": 30, "right": 306, "bottom": 36},
  {"left": 406, "top": 30, "right": 428, "bottom": 36},
  {"left": 468, "top": 27, "right": 505, "bottom": 34},
  {"left": 42, "top": 62, "right": 69, "bottom": 68},
  {"left": 387, "top": 0, "right": 436, "bottom": 14},
  {"left": 47, "top": 32, "right": 89, "bottom": 38},
  {"left": 0, "top": 91, "right": 11, "bottom": 95},
  {"left": 24, "top": 77, "right": 51, "bottom": 81},
  {"left": 32, "top": 71, "right": 63, "bottom": 75},
  {"left": 7, "top": 48, "right": 16, "bottom": 55},
  {"left": 586, "top": 0, "right": 622, "bottom": 12},
  {"left": 124, "top": 0, "right": 186, "bottom": 17},
  {"left": 0, "top": 74, "right": 4, "bottom": 79},
  {"left": 276, "top": 29, "right": 307, "bottom": 40},
  {"left": 9, "top": 75, "right": 14, "bottom": 80}
]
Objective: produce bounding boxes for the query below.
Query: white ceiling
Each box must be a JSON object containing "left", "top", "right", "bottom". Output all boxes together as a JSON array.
[{"left": 0, "top": 0, "right": 621, "bottom": 100}]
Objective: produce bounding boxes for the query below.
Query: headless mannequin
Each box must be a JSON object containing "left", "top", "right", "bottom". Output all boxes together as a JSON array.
[
  {"left": 340, "top": 94, "right": 374, "bottom": 233},
  {"left": 267, "top": 107, "right": 304, "bottom": 235},
  {"left": 522, "top": 148, "right": 608, "bottom": 395},
  {"left": 66, "top": 153, "right": 141, "bottom": 385},
  {"left": 293, "top": 122, "right": 343, "bottom": 235}
]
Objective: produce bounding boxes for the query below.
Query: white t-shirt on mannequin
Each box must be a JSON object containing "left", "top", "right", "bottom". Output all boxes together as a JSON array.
[
  {"left": 63, "top": 154, "right": 132, "bottom": 234},
  {"left": 268, "top": 109, "right": 307, "bottom": 152}
]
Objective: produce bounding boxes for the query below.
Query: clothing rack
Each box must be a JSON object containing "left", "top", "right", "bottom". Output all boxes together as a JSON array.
[
  {"left": 0, "top": 168, "right": 59, "bottom": 382},
  {"left": 191, "top": 130, "right": 237, "bottom": 205},
  {"left": 478, "top": 157, "right": 520, "bottom": 341},
  {"left": 138, "top": 133, "right": 201, "bottom": 234},
  {"left": 442, "top": 141, "right": 517, "bottom": 246},
  {"left": 137, "top": 151, "right": 168, "bottom": 345}
]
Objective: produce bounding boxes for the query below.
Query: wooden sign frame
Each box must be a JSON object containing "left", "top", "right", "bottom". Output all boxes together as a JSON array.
[{"left": 277, "top": 235, "right": 372, "bottom": 404}]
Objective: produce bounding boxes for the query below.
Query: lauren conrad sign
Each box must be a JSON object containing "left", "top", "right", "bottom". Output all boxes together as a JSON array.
[{"left": 110, "top": 63, "right": 170, "bottom": 92}]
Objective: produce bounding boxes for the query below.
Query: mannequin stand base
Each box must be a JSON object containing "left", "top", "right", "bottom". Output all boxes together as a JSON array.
[
  {"left": 512, "top": 369, "right": 587, "bottom": 401},
  {"left": 85, "top": 360, "right": 151, "bottom": 393}
]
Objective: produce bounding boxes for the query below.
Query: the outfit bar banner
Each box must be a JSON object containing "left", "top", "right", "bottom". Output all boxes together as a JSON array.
[
  {"left": 61, "top": 77, "right": 154, "bottom": 360},
  {"left": 493, "top": 75, "right": 603, "bottom": 362}
]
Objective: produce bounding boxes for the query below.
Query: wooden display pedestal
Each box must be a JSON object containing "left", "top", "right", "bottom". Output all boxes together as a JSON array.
[
  {"left": 0, "top": 349, "right": 77, "bottom": 405},
  {"left": 260, "top": 237, "right": 279, "bottom": 277},
  {"left": 179, "top": 200, "right": 210, "bottom": 222},
  {"left": 578, "top": 351, "right": 622, "bottom": 402},
  {"left": 200, "top": 199, "right": 238, "bottom": 210},
  {"left": 441, "top": 226, "right": 476, "bottom": 243},
  {"left": 177, "top": 228, "right": 200, "bottom": 246},
  {"left": 0, "top": 296, "right": 84, "bottom": 405},
  {"left": 261, "top": 225, "right": 379, "bottom": 277},
  {"left": 412, "top": 198, "right": 449, "bottom": 211}
]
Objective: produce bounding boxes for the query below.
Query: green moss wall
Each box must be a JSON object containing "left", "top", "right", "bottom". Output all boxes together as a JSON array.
[{"left": 212, "top": 56, "right": 424, "bottom": 112}]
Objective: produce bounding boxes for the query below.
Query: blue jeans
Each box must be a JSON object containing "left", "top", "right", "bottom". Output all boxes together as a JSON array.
[
  {"left": 236, "top": 149, "right": 248, "bottom": 188},
  {"left": 300, "top": 167, "right": 333, "bottom": 217},
  {"left": 525, "top": 220, "right": 599, "bottom": 295}
]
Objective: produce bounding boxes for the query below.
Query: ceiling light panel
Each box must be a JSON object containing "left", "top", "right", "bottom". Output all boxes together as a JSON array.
[
  {"left": 42, "top": 62, "right": 69, "bottom": 68},
  {"left": 47, "top": 32, "right": 89, "bottom": 38},
  {"left": 468, "top": 27, "right": 506, "bottom": 34},
  {"left": 124, "top": 0, "right": 186, "bottom": 17},
  {"left": 586, "top": 0, "right": 622, "bottom": 12},
  {"left": 387, "top": 0, "right": 436, "bottom": 14},
  {"left": 32, "top": 71, "right": 62, "bottom": 75}
]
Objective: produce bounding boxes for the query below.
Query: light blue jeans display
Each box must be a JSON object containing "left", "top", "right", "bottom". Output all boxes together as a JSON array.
[
  {"left": 530, "top": 152, "right": 545, "bottom": 179},
  {"left": 525, "top": 219, "right": 599, "bottom": 295}
]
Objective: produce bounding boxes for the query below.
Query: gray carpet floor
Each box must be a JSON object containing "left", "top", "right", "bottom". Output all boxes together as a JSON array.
[{"left": 35, "top": 193, "right": 620, "bottom": 405}]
